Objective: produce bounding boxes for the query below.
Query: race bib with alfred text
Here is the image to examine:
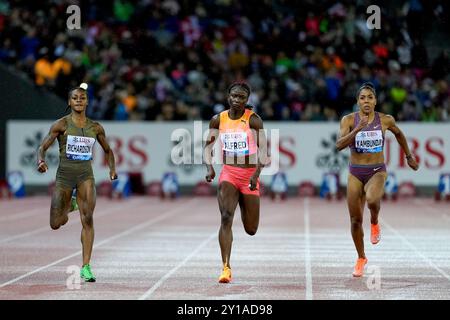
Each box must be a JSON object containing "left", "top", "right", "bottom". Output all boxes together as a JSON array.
[{"left": 221, "top": 132, "right": 249, "bottom": 156}]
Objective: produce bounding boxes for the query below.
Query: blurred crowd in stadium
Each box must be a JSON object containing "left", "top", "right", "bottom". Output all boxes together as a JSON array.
[{"left": 0, "top": 0, "right": 449, "bottom": 122}]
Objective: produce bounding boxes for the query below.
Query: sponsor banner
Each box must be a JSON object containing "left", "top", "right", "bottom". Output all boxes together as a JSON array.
[{"left": 7, "top": 120, "right": 450, "bottom": 186}]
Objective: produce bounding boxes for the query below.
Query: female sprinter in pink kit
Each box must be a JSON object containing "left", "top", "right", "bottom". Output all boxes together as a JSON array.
[
  {"left": 336, "top": 82, "right": 419, "bottom": 277},
  {"left": 204, "top": 82, "right": 268, "bottom": 283}
]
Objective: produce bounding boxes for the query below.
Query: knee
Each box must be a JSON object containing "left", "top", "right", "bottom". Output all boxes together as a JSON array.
[
  {"left": 244, "top": 226, "right": 257, "bottom": 236},
  {"left": 50, "top": 209, "right": 63, "bottom": 230},
  {"left": 50, "top": 221, "right": 60, "bottom": 230},
  {"left": 220, "top": 210, "right": 234, "bottom": 227},
  {"left": 81, "top": 213, "right": 94, "bottom": 227},
  {"left": 366, "top": 196, "right": 379, "bottom": 209},
  {"left": 350, "top": 216, "right": 363, "bottom": 227}
]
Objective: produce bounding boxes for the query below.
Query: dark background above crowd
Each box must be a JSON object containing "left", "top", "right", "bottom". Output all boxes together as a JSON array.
[{"left": 0, "top": 0, "right": 449, "bottom": 122}]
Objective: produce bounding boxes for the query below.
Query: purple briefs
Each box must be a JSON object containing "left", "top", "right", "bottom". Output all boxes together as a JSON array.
[{"left": 349, "top": 163, "right": 386, "bottom": 185}]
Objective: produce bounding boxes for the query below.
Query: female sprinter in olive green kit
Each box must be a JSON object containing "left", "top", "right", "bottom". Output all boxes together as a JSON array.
[{"left": 37, "top": 83, "right": 117, "bottom": 282}]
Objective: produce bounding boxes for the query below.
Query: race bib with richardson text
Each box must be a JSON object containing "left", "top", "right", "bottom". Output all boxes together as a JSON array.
[{"left": 66, "top": 135, "right": 96, "bottom": 160}]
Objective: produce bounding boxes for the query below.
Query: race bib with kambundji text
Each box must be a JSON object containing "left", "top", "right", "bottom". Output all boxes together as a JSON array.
[
  {"left": 66, "top": 135, "right": 96, "bottom": 160},
  {"left": 221, "top": 132, "right": 249, "bottom": 155},
  {"left": 354, "top": 130, "right": 383, "bottom": 153}
]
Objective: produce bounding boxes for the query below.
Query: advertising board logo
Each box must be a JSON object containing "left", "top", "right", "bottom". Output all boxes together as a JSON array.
[
  {"left": 315, "top": 132, "right": 348, "bottom": 173},
  {"left": 20, "top": 131, "right": 59, "bottom": 167}
]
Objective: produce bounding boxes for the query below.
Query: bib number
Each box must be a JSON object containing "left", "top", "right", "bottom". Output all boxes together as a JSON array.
[
  {"left": 355, "top": 130, "right": 383, "bottom": 153},
  {"left": 66, "top": 135, "right": 95, "bottom": 160},
  {"left": 221, "top": 132, "right": 249, "bottom": 156}
]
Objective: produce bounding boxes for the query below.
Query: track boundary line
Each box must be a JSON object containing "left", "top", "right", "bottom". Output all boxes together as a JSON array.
[
  {"left": 0, "top": 198, "right": 198, "bottom": 288},
  {"left": 413, "top": 199, "right": 450, "bottom": 223},
  {"left": 0, "top": 208, "right": 45, "bottom": 223},
  {"left": 0, "top": 198, "right": 149, "bottom": 244},
  {"left": 138, "top": 232, "right": 217, "bottom": 300},
  {"left": 380, "top": 217, "right": 450, "bottom": 282},
  {"left": 303, "top": 197, "right": 313, "bottom": 300}
]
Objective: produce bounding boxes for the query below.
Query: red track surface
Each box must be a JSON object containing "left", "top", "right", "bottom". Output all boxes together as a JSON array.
[{"left": 0, "top": 196, "right": 449, "bottom": 300}]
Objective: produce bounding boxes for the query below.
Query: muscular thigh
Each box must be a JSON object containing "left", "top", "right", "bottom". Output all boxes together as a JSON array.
[
  {"left": 51, "top": 186, "right": 72, "bottom": 212},
  {"left": 238, "top": 194, "right": 259, "bottom": 226},
  {"left": 218, "top": 181, "right": 239, "bottom": 214},
  {"left": 347, "top": 174, "right": 365, "bottom": 217},
  {"left": 76, "top": 178, "right": 96, "bottom": 213},
  {"left": 364, "top": 172, "right": 387, "bottom": 200}
]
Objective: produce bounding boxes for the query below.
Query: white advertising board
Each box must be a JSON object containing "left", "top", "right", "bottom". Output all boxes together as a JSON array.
[{"left": 7, "top": 121, "right": 450, "bottom": 186}]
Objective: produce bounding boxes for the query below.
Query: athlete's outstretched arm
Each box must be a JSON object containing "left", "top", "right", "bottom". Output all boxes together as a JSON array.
[
  {"left": 249, "top": 114, "right": 266, "bottom": 190},
  {"left": 335, "top": 114, "right": 368, "bottom": 151},
  {"left": 204, "top": 115, "right": 220, "bottom": 182},
  {"left": 37, "top": 119, "right": 65, "bottom": 173},
  {"left": 96, "top": 123, "right": 118, "bottom": 180},
  {"left": 385, "top": 115, "right": 419, "bottom": 171}
]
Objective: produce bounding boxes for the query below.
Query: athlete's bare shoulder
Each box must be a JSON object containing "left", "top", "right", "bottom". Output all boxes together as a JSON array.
[
  {"left": 249, "top": 112, "right": 263, "bottom": 129},
  {"left": 249, "top": 112, "right": 262, "bottom": 121},
  {"left": 341, "top": 112, "right": 355, "bottom": 125},
  {"left": 379, "top": 112, "right": 393, "bottom": 119},
  {"left": 379, "top": 113, "right": 395, "bottom": 126},
  {"left": 209, "top": 114, "right": 220, "bottom": 129},
  {"left": 90, "top": 120, "right": 110, "bottom": 137},
  {"left": 91, "top": 119, "right": 103, "bottom": 131},
  {"left": 56, "top": 115, "right": 70, "bottom": 124},
  {"left": 52, "top": 116, "right": 68, "bottom": 132}
]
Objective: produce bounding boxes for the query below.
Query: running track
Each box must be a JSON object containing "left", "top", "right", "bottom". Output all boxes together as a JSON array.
[{"left": 0, "top": 196, "right": 449, "bottom": 300}]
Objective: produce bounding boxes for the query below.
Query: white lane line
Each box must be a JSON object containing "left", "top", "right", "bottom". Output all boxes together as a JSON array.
[
  {"left": 0, "top": 197, "right": 51, "bottom": 213},
  {"left": 0, "top": 208, "right": 44, "bottom": 223},
  {"left": 380, "top": 217, "right": 450, "bottom": 282},
  {"left": 0, "top": 252, "right": 81, "bottom": 289},
  {"left": 413, "top": 199, "right": 450, "bottom": 223},
  {"left": 0, "top": 199, "right": 149, "bottom": 244},
  {"left": 0, "top": 199, "right": 197, "bottom": 288},
  {"left": 138, "top": 232, "right": 216, "bottom": 300},
  {"left": 0, "top": 198, "right": 137, "bottom": 223},
  {"left": 0, "top": 226, "right": 51, "bottom": 244},
  {"left": 303, "top": 197, "right": 313, "bottom": 300}
]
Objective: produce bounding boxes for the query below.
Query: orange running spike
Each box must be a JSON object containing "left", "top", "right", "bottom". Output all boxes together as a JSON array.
[
  {"left": 371, "top": 224, "right": 381, "bottom": 245},
  {"left": 352, "top": 258, "right": 368, "bottom": 277},
  {"left": 218, "top": 266, "right": 232, "bottom": 283}
]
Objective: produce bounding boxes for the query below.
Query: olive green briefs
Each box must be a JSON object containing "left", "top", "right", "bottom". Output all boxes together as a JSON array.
[{"left": 55, "top": 116, "right": 97, "bottom": 189}]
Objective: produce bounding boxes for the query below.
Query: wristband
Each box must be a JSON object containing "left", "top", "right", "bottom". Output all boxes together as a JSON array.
[
  {"left": 38, "top": 159, "right": 45, "bottom": 165},
  {"left": 405, "top": 154, "right": 413, "bottom": 160}
]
